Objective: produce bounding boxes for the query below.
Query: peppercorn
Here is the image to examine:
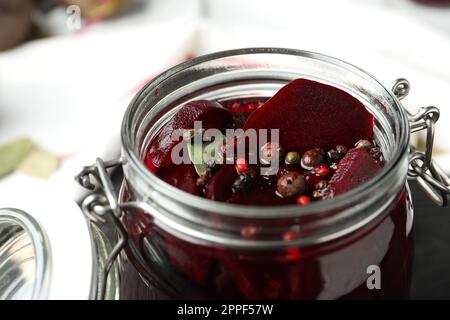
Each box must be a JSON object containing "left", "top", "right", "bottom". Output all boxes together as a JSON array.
[
  {"left": 314, "top": 164, "right": 330, "bottom": 177},
  {"left": 330, "top": 162, "right": 339, "bottom": 170},
  {"left": 232, "top": 172, "right": 253, "bottom": 193},
  {"left": 301, "top": 148, "right": 325, "bottom": 169},
  {"left": 315, "top": 180, "right": 328, "bottom": 190},
  {"left": 285, "top": 151, "right": 300, "bottom": 165},
  {"left": 276, "top": 172, "right": 306, "bottom": 197},
  {"left": 355, "top": 139, "right": 373, "bottom": 151},
  {"left": 312, "top": 190, "right": 322, "bottom": 199},
  {"left": 296, "top": 195, "right": 311, "bottom": 205},
  {"left": 370, "top": 147, "right": 381, "bottom": 160},
  {"left": 260, "top": 142, "right": 285, "bottom": 165},
  {"left": 235, "top": 158, "right": 248, "bottom": 173},
  {"left": 327, "top": 149, "right": 340, "bottom": 162},
  {"left": 336, "top": 145, "right": 348, "bottom": 155}
]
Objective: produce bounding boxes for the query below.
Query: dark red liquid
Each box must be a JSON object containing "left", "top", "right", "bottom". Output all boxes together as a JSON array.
[
  {"left": 119, "top": 188, "right": 413, "bottom": 299},
  {"left": 120, "top": 80, "right": 413, "bottom": 299}
]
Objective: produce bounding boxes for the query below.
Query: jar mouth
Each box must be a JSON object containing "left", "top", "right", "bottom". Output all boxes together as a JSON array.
[{"left": 121, "top": 47, "right": 410, "bottom": 218}]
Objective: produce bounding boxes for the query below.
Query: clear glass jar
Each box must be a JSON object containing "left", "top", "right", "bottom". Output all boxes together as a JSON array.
[{"left": 114, "top": 48, "right": 414, "bottom": 299}]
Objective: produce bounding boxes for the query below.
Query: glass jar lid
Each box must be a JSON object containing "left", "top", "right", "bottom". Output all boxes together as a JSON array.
[
  {"left": 0, "top": 182, "right": 93, "bottom": 299},
  {"left": 0, "top": 208, "right": 50, "bottom": 299}
]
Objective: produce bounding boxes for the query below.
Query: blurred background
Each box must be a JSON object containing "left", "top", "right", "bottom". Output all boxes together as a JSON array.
[
  {"left": 1, "top": 0, "right": 450, "bottom": 299},
  {"left": 1, "top": 0, "right": 450, "bottom": 182}
]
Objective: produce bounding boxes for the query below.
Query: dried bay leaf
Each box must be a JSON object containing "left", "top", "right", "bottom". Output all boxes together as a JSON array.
[
  {"left": 0, "top": 138, "right": 33, "bottom": 177},
  {"left": 17, "top": 147, "right": 59, "bottom": 179},
  {"left": 186, "top": 133, "right": 225, "bottom": 176}
]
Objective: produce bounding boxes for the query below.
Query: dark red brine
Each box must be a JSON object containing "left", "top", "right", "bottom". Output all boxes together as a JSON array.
[{"left": 120, "top": 78, "right": 414, "bottom": 299}]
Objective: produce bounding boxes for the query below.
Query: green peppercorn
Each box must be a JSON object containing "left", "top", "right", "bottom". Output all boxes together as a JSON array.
[{"left": 285, "top": 151, "right": 300, "bottom": 165}]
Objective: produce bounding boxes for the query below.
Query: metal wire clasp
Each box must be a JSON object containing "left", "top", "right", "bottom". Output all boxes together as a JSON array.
[
  {"left": 392, "top": 78, "right": 450, "bottom": 206},
  {"left": 75, "top": 157, "right": 128, "bottom": 300}
]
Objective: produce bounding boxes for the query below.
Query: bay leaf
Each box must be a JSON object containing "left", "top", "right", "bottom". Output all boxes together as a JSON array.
[
  {"left": 0, "top": 138, "right": 33, "bottom": 177},
  {"left": 186, "top": 133, "right": 224, "bottom": 176},
  {"left": 17, "top": 147, "right": 59, "bottom": 179}
]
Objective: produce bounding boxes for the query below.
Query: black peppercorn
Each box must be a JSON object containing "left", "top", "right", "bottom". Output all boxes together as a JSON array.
[
  {"left": 327, "top": 149, "right": 340, "bottom": 162},
  {"left": 315, "top": 180, "right": 328, "bottom": 190},
  {"left": 232, "top": 172, "right": 253, "bottom": 193},
  {"left": 227, "top": 112, "right": 247, "bottom": 129},
  {"left": 336, "top": 145, "right": 348, "bottom": 155}
]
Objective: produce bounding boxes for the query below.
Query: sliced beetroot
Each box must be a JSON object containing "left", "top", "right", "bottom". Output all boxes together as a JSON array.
[
  {"left": 227, "top": 177, "right": 293, "bottom": 206},
  {"left": 205, "top": 165, "right": 294, "bottom": 206},
  {"left": 243, "top": 79, "right": 374, "bottom": 154},
  {"left": 323, "top": 147, "right": 381, "bottom": 199},
  {"left": 204, "top": 165, "right": 238, "bottom": 202},
  {"left": 157, "top": 164, "right": 202, "bottom": 196},
  {"left": 146, "top": 100, "right": 231, "bottom": 171},
  {"left": 164, "top": 234, "right": 217, "bottom": 289}
]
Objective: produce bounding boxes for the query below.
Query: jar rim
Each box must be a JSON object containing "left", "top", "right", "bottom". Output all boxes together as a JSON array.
[{"left": 121, "top": 47, "right": 410, "bottom": 218}]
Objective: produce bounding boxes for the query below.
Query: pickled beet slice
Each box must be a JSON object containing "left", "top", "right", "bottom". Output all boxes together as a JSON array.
[
  {"left": 243, "top": 79, "right": 374, "bottom": 154},
  {"left": 205, "top": 165, "right": 294, "bottom": 206},
  {"left": 157, "top": 164, "right": 202, "bottom": 196},
  {"left": 204, "top": 165, "right": 238, "bottom": 201},
  {"left": 227, "top": 177, "right": 293, "bottom": 206},
  {"left": 165, "top": 234, "right": 217, "bottom": 289},
  {"left": 323, "top": 147, "right": 381, "bottom": 199},
  {"left": 146, "top": 100, "right": 231, "bottom": 171}
]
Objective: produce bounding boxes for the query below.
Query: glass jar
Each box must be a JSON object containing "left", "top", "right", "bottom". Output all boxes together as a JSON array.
[{"left": 76, "top": 48, "right": 450, "bottom": 300}]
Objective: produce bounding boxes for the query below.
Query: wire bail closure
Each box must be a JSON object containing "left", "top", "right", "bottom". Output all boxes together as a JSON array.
[
  {"left": 76, "top": 158, "right": 128, "bottom": 300},
  {"left": 392, "top": 78, "right": 450, "bottom": 206}
]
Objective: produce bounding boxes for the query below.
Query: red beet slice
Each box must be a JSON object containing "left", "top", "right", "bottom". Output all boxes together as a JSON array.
[
  {"left": 165, "top": 234, "right": 216, "bottom": 288},
  {"left": 227, "top": 177, "right": 293, "bottom": 206},
  {"left": 146, "top": 100, "right": 231, "bottom": 171},
  {"left": 157, "top": 164, "right": 201, "bottom": 196},
  {"left": 205, "top": 165, "right": 294, "bottom": 206},
  {"left": 323, "top": 148, "right": 381, "bottom": 199},
  {"left": 204, "top": 165, "right": 238, "bottom": 201},
  {"left": 243, "top": 79, "right": 374, "bottom": 154}
]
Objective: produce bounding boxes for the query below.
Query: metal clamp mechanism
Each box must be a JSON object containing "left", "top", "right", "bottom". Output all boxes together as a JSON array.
[
  {"left": 392, "top": 78, "right": 450, "bottom": 206},
  {"left": 76, "top": 158, "right": 128, "bottom": 300}
]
